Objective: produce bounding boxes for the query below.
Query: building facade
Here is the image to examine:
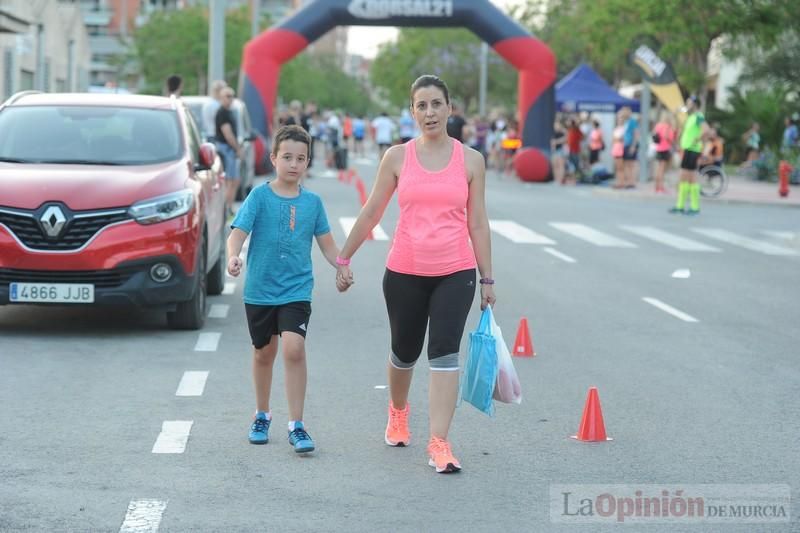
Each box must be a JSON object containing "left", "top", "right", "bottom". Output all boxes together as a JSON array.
[{"left": 0, "top": 1, "right": 91, "bottom": 100}]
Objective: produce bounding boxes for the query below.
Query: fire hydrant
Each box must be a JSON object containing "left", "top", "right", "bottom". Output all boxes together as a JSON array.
[{"left": 778, "top": 160, "right": 792, "bottom": 198}]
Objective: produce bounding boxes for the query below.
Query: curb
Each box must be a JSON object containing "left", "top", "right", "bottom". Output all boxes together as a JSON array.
[{"left": 590, "top": 187, "right": 800, "bottom": 209}]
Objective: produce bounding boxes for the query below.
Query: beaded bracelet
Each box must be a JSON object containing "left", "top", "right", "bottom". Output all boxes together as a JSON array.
[
  {"left": 336, "top": 256, "right": 351, "bottom": 266},
  {"left": 479, "top": 278, "right": 495, "bottom": 285}
]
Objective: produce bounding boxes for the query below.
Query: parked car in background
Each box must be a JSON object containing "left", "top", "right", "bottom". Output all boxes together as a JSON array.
[
  {"left": 183, "top": 95, "right": 269, "bottom": 200},
  {"left": 0, "top": 91, "right": 227, "bottom": 329}
]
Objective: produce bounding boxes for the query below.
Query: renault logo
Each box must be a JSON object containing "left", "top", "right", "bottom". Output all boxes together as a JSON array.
[{"left": 40, "top": 205, "right": 67, "bottom": 238}]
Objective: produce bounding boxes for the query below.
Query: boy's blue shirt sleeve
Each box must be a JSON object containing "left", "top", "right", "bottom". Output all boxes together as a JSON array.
[
  {"left": 314, "top": 196, "right": 331, "bottom": 236},
  {"left": 231, "top": 188, "right": 257, "bottom": 233}
]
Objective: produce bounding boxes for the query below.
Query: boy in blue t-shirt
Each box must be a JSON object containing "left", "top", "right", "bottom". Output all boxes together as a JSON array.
[{"left": 227, "top": 125, "right": 349, "bottom": 452}]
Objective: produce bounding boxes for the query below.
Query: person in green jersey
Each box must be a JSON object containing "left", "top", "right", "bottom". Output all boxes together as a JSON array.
[{"left": 671, "top": 96, "right": 709, "bottom": 215}]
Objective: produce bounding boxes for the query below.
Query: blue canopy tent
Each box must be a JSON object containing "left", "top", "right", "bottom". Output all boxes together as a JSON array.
[{"left": 556, "top": 64, "right": 640, "bottom": 113}]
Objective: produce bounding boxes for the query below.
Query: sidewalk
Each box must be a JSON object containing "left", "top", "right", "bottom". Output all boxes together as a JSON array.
[{"left": 590, "top": 168, "right": 800, "bottom": 207}]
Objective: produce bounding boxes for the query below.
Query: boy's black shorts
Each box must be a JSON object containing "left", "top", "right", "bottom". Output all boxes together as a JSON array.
[
  {"left": 680, "top": 150, "right": 701, "bottom": 170},
  {"left": 244, "top": 301, "right": 311, "bottom": 349}
]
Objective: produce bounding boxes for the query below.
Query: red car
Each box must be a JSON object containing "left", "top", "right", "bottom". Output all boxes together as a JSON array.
[{"left": 0, "top": 92, "right": 227, "bottom": 329}]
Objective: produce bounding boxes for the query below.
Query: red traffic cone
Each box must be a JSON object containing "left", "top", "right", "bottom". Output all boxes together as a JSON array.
[
  {"left": 512, "top": 317, "right": 534, "bottom": 357},
  {"left": 570, "top": 387, "right": 613, "bottom": 442}
]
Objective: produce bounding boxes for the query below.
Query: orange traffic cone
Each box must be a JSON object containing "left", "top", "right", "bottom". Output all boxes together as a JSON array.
[
  {"left": 512, "top": 317, "right": 534, "bottom": 357},
  {"left": 570, "top": 387, "right": 613, "bottom": 442}
]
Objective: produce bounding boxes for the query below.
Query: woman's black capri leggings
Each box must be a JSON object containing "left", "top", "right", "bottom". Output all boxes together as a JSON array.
[{"left": 382, "top": 268, "right": 476, "bottom": 369}]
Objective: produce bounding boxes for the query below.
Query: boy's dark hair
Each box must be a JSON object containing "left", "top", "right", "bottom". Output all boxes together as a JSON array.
[
  {"left": 272, "top": 125, "right": 311, "bottom": 157},
  {"left": 167, "top": 74, "right": 182, "bottom": 93},
  {"left": 410, "top": 75, "right": 450, "bottom": 106}
]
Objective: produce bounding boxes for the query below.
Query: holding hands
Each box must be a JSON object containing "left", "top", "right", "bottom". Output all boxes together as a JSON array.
[{"left": 336, "top": 264, "right": 354, "bottom": 292}]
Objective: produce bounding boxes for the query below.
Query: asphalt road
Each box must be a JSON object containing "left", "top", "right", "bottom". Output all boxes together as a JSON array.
[{"left": 1, "top": 158, "right": 798, "bottom": 532}]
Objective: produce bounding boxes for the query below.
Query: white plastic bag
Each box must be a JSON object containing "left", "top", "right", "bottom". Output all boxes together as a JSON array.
[{"left": 489, "top": 311, "right": 523, "bottom": 404}]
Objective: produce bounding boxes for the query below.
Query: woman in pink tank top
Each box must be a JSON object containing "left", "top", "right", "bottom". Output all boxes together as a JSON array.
[{"left": 335, "top": 75, "right": 494, "bottom": 474}]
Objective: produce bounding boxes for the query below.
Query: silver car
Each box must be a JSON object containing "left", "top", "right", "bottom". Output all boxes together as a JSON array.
[{"left": 183, "top": 95, "right": 257, "bottom": 200}]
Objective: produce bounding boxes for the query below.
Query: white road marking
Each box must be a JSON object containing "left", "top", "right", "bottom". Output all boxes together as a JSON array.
[
  {"left": 119, "top": 499, "right": 167, "bottom": 532},
  {"left": 194, "top": 332, "right": 221, "bottom": 352},
  {"left": 222, "top": 282, "right": 236, "bottom": 295},
  {"left": 642, "top": 297, "right": 698, "bottom": 322},
  {"left": 339, "top": 216, "right": 388, "bottom": 241},
  {"left": 207, "top": 304, "right": 229, "bottom": 319},
  {"left": 543, "top": 247, "right": 576, "bottom": 263},
  {"left": 151, "top": 421, "right": 193, "bottom": 454},
  {"left": 321, "top": 169, "right": 338, "bottom": 179},
  {"left": 175, "top": 371, "right": 209, "bottom": 397},
  {"left": 489, "top": 220, "right": 555, "bottom": 244},
  {"left": 620, "top": 225, "right": 721, "bottom": 251},
  {"left": 671, "top": 269, "right": 691, "bottom": 279},
  {"left": 761, "top": 230, "right": 796, "bottom": 241},
  {"left": 692, "top": 228, "right": 799, "bottom": 256},
  {"left": 549, "top": 223, "right": 637, "bottom": 247},
  {"left": 355, "top": 157, "right": 374, "bottom": 165},
  {"left": 374, "top": 385, "right": 387, "bottom": 389}
]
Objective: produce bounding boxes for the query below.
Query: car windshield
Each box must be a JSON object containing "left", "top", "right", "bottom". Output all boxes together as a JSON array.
[{"left": 0, "top": 105, "right": 183, "bottom": 165}]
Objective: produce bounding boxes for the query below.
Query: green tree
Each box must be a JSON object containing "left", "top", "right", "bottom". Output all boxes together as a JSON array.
[
  {"left": 278, "top": 53, "right": 376, "bottom": 116},
  {"left": 518, "top": 0, "right": 791, "bottom": 96},
  {"left": 369, "top": 28, "right": 517, "bottom": 114},
  {"left": 131, "top": 5, "right": 268, "bottom": 95}
]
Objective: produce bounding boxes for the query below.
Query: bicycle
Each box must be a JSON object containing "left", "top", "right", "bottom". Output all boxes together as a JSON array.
[{"left": 698, "top": 163, "right": 728, "bottom": 198}]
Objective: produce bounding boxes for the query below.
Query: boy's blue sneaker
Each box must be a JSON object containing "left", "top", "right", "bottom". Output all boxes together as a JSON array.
[
  {"left": 249, "top": 414, "right": 270, "bottom": 445},
  {"left": 288, "top": 423, "right": 315, "bottom": 453}
]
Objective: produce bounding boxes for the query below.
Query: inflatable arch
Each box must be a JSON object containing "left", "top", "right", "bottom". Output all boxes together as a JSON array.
[{"left": 240, "top": 0, "right": 556, "bottom": 181}]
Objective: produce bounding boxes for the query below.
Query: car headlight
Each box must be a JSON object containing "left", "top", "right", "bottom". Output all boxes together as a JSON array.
[{"left": 129, "top": 190, "right": 194, "bottom": 225}]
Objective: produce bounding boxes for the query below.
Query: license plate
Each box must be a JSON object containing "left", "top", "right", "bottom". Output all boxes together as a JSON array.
[{"left": 9, "top": 282, "right": 95, "bottom": 303}]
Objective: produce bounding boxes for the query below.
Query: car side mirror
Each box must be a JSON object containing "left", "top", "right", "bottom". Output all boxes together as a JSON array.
[{"left": 197, "top": 142, "right": 216, "bottom": 170}]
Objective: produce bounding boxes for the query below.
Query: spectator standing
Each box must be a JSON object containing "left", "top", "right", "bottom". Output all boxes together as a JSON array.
[
  {"left": 588, "top": 119, "right": 605, "bottom": 165},
  {"left": 621, "top": 107, "right": 639, "bottom": 188},
  {"left": 551, "top": 120, "right": 567, "bottom": 184},
  {"left": 202, "top": 80, "right": 227, "bottom": 141},
  {"left": 741, "top": 122, "right": 761, "bottom": 165},
  {"left": 611, "top": 113, "right": 626, "bottom": 188},
  {"left": 782, "top": 116, "right": 798, "bottom": 152},
  {"left": 166, "top": 74, "right": 183, "bottom": 97},
  {"left": 670, "top": 95, "right": 708, "bottom": 215},
  {"left": 215, "top": 87, "right": 244, "bottom": 215},
  {"left": 652, "top": 113, "right": 676, "bottom": 193},
  {"left": 566, "top": 119, "right": 583, "bottom": 182}
]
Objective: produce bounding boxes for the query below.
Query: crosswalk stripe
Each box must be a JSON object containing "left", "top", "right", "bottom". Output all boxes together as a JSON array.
[
  {"left": 543, "top": 247, "right": 576, "bottom": 263},
  {"left": 151, "top": 421, "right": 193, "bottom": 454},
  {"left": 620, "top": 225, "right": 721, "bottom": 251},
  {"left": 339, "top": 216, "right": 389, "bottom": 241},
  {"left": 194, "top": 332, "right": 221, "bottom": 352},
  {"left": 692, "top": 228, "right": 799, "bottom": 256},
  {"left": 489, "top": 220, "right": 555, "bottom": 244},
  {"left": 549, "top": 222, "right": 637, "bottom": 248},
  {"left": 175, "top": 371, "right": 209, "bottom": 397},
  {"left": 119, "top": 499, "right": 167, "bottom": 532}
]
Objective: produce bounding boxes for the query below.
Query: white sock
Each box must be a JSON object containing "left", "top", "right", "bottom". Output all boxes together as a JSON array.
[
  {"left": 255, "top": 411, "right": 271, "bottom": 420},
  {"left": 288, "top": 420, "right": 303, "bottom": 431}
]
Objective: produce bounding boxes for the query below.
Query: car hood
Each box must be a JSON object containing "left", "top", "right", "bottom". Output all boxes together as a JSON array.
[{"left": 0, "top": 160, "right": 190, "bottom": 211}]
